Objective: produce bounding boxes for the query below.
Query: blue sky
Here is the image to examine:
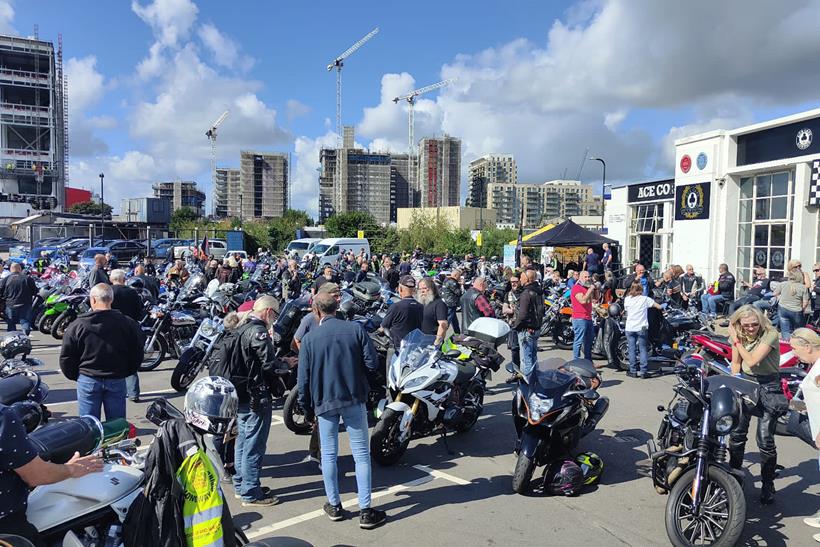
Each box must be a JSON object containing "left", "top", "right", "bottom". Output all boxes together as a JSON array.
[{"left": 8, "top": 0, "right": 820, "bottom": 216}]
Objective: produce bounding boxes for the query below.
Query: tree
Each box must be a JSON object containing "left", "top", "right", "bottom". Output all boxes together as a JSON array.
[
  {"left": 325, "top": 211, "right": 379, "bottom": 238},
  {"left": 480, "top": 227, "right": 518, "bottom": 258},
  {"left": 267, "top": 209, "right": 312, "bottom": 252},
  {"left": 69, "top": 200, "right": 112, "bottom": 217},
  {"left": 170, "top": 207, "right": 199, "bottom": 228}
]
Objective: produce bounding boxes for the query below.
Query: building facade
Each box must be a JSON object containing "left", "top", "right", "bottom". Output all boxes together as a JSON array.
[
  {"left": 214, "top": 167, "right": 239, "bottom": 218},
  {"left": 467, "top": 154, "right": 516, "bottom": 208},
  {"left": 119, "top": 197, "right": 170, "bottom": 225},
  {"left": 236, "top": 151, "right": 288, "bottom": 220},
  {"left": 418, "top": 136, "right": 461, "bottom": 207},
  {"left": 396, "top": 206, "right": 496, "bottom": 231},
  {"left": 389, "top": 153, "right": 414, "bottom": 222},
  {"left": 152, "top": 180, "right": 206, "bottom": 217},
  {"left": 607, "top": 108, "right": 820, "bottom": 287},
  {"left": 0, "top": 34, "right": 67, "bottom": 219},
  {"left": 487, "top": 179, "right": 598, "bottom": 228}
]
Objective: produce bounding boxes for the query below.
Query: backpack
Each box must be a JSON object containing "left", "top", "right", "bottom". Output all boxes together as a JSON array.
[
  {"left": 528, "top": 286, "right": 545, "bottom": 330},
  {"left": 208, "top": 323, "right": 252, "bottom": 387}
]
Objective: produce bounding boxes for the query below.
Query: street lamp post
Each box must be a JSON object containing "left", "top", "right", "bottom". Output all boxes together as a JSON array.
[
  {"left": 589, "top": 157, "right": 606, "bottom": 231},
  {"left": 99, "top": 172, "right": 105, "bottom": 246}
]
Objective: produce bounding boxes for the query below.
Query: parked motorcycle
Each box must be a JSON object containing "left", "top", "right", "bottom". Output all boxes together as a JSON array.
[
  {"left": 140, "top": 301, "right": 199, "bottom": 371},
  {"left": 51, "top": 289, "right": 90, "bottom": 340},
  {"left": 0, "top": 368, "right": 51, "bottom": 430},
  {"left": 647, "top": 358, "right": 756, "bottom": 547},
  {"left": 509, "top": 358, "right": 609, "bottom": 494},
  {"left": 370, "top": 319, "right": 507, "bottom": 466},
  {"left": 170, "top": 315, "right": 224, "bottom": 392}
]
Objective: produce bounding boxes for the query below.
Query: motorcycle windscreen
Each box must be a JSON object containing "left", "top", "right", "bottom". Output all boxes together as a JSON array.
[
  {"left": 705, "top": 375, "right": 760, "bottom": 406},
  {"left": 396, "top": 330, "right": 438, "bottom": 376},
  {"left": 528, "top": 367, "right": 577, "bottom": 398}
]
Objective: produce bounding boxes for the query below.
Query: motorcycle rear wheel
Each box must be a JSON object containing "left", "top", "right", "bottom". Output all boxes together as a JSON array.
[
  {"left": 170, "top": 347, "right": 205, "bottom": 392},
  {"left": 665, "top": 466, "right": 745, "bottom": 547},
  {"left": 140, "top": 335, "right": 166, "bottom": 371},
  {"left": 370, "top": 408, "right": 409, "bottom": 466},
  {"left": 512, "top": 452, "right": 536, "bottom": 494},
  {"left": 455, "top": 383, "right": 485, "bottom": 433},
  {"left": 616, "top": 338, "right": 630, "bottom": 371},
  {"left": 38, "top": 312, "right": 56, "bottom": 335},
  {"left": 282, "top": 387, "right": 312, "bottom": 435},
  {"left": 51, "top": 310, "right": 76, "bottom": 340}
]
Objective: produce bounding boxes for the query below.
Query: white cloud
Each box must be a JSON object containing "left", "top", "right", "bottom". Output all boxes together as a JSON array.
[
  {"left": 198, "top": 23, "right": 253, "bottom": 71},
  {"left": 131, "top": 0, "right": 198, "bottom": 48},
  {"left": 71, "top": 151, "right": 162, "bottom": 210},
  {"left": 291, "top": 131, "right": 338, "bottom": 217},
  {"left": 285, "top": 99, "right": 311, "bottom": 123},
  {"left": 66, "top": 56, "right": 105, "bottom": 114},
  {"left": 0, "top": 1, "right": 15, "bottom": 35}
]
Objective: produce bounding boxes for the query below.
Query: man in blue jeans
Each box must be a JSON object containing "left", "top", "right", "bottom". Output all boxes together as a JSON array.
[
  {"left": 0, "top": 262, "right": 37, "bottom": 334},
  {"left": 298, "top": 292, "right": 387, "bottom": 530},
  {"left": 571, "top": 271, "right": 599, "bottom": 360},
  {"left": 511, "top": 270, "right": 544, "bottom": 377},
  {"left": 700, "top": 263, "right": 736, "bottom": 317},
  {"left": 59, "top": 283, "right": 144, "bottom": 420}
]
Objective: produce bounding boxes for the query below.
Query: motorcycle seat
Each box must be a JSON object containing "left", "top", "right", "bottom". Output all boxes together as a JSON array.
[
  {"left": 454, "top": 362, "right": 476, "bottom": 383},
  {"left": 702, "top": 333, "right": 730, "bottom": 345},
  {"left": 0, "top": 373, "right": 35, "bottom": 404}
]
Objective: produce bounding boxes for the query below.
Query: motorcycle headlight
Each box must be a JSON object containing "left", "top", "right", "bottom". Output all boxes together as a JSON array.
[
  {"left": 715, "top": 415, "right": 734, "bottom": 434},
  {"left": 528, "top": 392, "right": 553, "bottom": 421},
  {"left": 403, "top": 376, "right": 430, "bottom": 390},
  {"left": 200, "top": 320, "right": 215, "bottom": 337}
]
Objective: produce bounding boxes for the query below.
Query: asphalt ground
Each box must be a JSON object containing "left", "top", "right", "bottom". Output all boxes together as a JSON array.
[{"left": 24, "top": 329, "right": 820, "bottom": 547}]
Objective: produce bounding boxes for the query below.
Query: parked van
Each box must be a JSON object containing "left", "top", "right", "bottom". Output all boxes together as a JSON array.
[
  {"left": 312, "top": 238, "right": 370, "bottom": 265},
  {"left": 286, "top": 238, "right": 322, "bottom": 259}
]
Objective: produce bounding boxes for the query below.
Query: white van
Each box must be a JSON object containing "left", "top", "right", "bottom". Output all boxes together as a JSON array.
[
  {"left": 286, "top": 238, "right": 322, "bottom": 259},
  {"left": 312, "top": 238, "right": 370, "bottom": 265}
]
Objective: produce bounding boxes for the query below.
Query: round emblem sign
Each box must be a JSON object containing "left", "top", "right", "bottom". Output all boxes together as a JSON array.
[
  {"left": 696, "top": 152, "right": 707, "bottom": 170},
  {"left": 680, "top": 155, "right": 692, "bottom": 173},
  {"left": 754, "top": 250, "right": 766, "bottom": 266},
  {"left": 771, "top": 250, "right": 784, "bottom": 268},
  {"left": 797, "top": 128, "right": 813, "bottom": 150}
]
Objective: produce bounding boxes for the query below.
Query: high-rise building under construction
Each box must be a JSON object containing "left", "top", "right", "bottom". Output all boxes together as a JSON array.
[
  {"left": 214, "top": 166, "right": 239, "bottom": 218},
  {"left": 235, "top": 151, "right": 288, "bottom": 219},
  {"left": 417, "top": 136, "right": 460, "bottom": 207},
  {"left": 0, "top": 34, "right": 67, "bottom": 220},
  {"left": 467, "top": 154, "right": 516, "bottom": 208}
]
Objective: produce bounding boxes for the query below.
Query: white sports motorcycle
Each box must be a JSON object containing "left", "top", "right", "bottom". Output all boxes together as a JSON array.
[{"left": 370, "top": 318, "right": 509, "bottom": 466}]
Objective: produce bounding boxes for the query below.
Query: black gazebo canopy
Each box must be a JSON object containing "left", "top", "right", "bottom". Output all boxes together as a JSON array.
[{"left": 524, "top": 219, "right": 617, "bottom": 247}]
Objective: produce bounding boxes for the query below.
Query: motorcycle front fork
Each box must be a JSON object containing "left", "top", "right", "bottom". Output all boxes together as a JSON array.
[{"left": 689, "top": 407, "right": 711, "bottom": 514}]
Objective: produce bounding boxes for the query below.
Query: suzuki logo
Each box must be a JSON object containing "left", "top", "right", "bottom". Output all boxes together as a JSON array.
[{"left": 110, "top": 477, "right": 120, "bottom": 486}]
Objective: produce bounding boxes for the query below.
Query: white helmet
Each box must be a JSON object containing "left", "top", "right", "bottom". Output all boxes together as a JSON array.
[{"left": 184, "top": 376, "right": 238, "bottom": 435}]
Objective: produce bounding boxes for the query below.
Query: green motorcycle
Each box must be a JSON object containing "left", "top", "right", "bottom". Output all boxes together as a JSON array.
[{"left": 37, "top": 291, "right": 69, "bottom": 335}]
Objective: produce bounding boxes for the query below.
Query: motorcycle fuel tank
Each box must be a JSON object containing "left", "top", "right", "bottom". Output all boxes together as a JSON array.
[{"left": 27, "top": 464, "right": 143, "bottom": 532}]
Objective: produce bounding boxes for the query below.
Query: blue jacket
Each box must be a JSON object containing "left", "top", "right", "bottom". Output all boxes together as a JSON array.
[{"left": 297, "top": 316, "right": 378, "bottom": 416}]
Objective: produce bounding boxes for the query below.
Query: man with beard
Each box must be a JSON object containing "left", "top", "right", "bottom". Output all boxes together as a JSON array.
[
  {"left": 313, "top": 265, "right": 338, "bottom": 294},
  {"left": 417, "top": 277, "right": 448, "bottom": 346}
]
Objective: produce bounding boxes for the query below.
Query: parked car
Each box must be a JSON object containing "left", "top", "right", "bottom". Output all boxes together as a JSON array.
[
  {"left": 0, "top": 237, "right": 22, "bottom": 252},
  {"left": 150, "top": 238, "right": 188, "bottom": 259},
  {"left": 104, "top": 240, "right": 146, "bottom": 262},
  {"left": 172, "top": 239, "right": 228, "bottom": 260},
  {"left": 79, "top": 247, "right": 110, "bottom": 271}
]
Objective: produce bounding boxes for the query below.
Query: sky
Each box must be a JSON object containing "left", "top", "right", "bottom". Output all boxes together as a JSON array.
[{"left": 8, "top": 0, "right": 820, "bottom": 217}]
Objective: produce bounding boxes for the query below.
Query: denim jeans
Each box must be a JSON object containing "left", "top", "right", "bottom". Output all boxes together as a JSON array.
[
  {"left": 447, "top": 306, "right": 460, "bottom": 334},
  {"left": 508, "top": 329, "right": 520, "bottom": 368},
  {"left": 778, "top": 308, "right": 805, "bottom": 340},
  {"left": 700, "top": 294, "right": 726, "bottom": 315},
  {"left": 5, "top": 303, "right": 31, "bottom": 334},
  {"left": 318, "top": 402, "right": 372, "bottom": 509},
  {"left": 76, "top": 374, "right": 127, "bottom": 420},
  {"left": 571, "top": 318, "right": 594, "bottom": 360},
  {"left": 125, "top": 374, "right": 140, "bottom": 399},
  {"left": 517, "top": 329, "right": 538, "bottom": 377},
  {"left": 233, "top": 400, "right": 272, "bottom": 501},
  {"left": 729, "top": 294, "right": 760, "bottom": 315},
  {"left": 626, "top": 329, "right": 649, "bottom": 374}
]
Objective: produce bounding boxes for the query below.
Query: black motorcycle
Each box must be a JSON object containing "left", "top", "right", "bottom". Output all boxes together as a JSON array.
[
  {"left": 647, "top": 358, "right": 756, "bottom": 547},
  {"left": 0, "top": 368, "right": 51, "bottom": 432},
  {"left": 140, "top": 300, "right": 200, "bottom": 371},
  {"left": 509, "top": 358, "right": 609, "bottom": 494}
]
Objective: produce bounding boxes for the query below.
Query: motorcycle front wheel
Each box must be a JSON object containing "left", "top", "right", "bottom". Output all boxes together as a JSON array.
[
  {"left": 140, "top": 334, "right": 166, "bottom": 371},
  {"left": 617, "top": 338, "right": 630, "bottom": 371},
  {"left": 51, "top": 310, "right": 76, "bottom": 340},
  {"left": 665, "top": 466, "right": 745, "bottom": 547},
  {"left": 170, "top": 347, "right": 206, "bottom": 392},
  {"left": 282, "top": 388, "right": 312, "bottom": 435},
  {"left": 553, "top": 322, "right": 574, "bottom": 349},
  {"left": 370, "top": 408, "right": 409, "bottom": 466},
  {"left": 38, "top": 312, "right": 56, "bottom": 334},
  {"left": 512, "top": 451, "right": 536, "bottom": 494}
]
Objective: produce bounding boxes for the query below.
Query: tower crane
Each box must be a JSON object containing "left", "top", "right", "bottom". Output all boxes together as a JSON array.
[
  {"left": 392, "top": 78, "right": 454, "bottom": 157},
  {"left": 205, "top": 110, "right": 229, "bottom": 217},
  {"left": 327, "top": 27, "right": 379, "bottom": 146}
]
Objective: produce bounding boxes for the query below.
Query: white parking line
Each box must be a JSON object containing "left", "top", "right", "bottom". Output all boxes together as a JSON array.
[
  {"left": 245, "top": 464, "right": 471, "bottom": 539},
  {"left": 31, "top": 347, "right": 61, "bottom": 353},
  {"left": 47, "top": 388, "right": 181, "bottom": 407}
]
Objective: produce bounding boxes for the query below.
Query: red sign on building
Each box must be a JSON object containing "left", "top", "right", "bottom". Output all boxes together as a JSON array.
[{"left": 65, "top": 187, "right": 92, "bottom": 208}]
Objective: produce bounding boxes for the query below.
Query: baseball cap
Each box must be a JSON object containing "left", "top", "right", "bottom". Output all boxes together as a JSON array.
[
  {"left": 317, "top": 282, "right": 340, "bottom": 295},
  {"left": 400, "top": 275, "right": 416, "bottom": 288}
]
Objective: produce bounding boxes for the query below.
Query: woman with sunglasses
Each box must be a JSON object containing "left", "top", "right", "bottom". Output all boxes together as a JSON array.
[
  {"left": 788, "top": 328, "right": 820, "bottom": 542},
  {"left": 726, "top": 304, "right": 785, "bottom": 504}
]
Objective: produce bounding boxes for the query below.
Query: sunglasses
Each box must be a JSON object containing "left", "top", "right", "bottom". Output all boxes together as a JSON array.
[
  {"left": 814, "top": 269, "right": 820, "bottom": 272},
  {"left": 739, "top": 322, "right": 760, "bottom": 328}
]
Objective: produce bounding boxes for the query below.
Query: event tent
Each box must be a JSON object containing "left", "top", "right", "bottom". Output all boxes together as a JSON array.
[
  {"left": 523, "top": 219, "right": 617, "bottom": 247},
  {"left": 507, "top": 223, "right": 556, "bottom": 246}
]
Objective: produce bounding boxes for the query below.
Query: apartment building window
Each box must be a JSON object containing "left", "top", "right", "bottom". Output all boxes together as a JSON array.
[{"left": 736, "top": 171, "right": 793, "bottom": 283}]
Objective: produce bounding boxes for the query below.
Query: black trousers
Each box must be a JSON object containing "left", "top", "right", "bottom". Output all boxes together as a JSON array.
[
  {"left": 729, "top": 377, "right": 779, "bottom": 483},
  {"left": 0, "top": 513, "right": 43, "bottom": 546}
]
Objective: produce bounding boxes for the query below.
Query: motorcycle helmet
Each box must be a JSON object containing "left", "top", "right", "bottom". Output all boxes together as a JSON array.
[
  {"left": 607, "top": 302, "right": 622, "bottom": 318},
  {"left": 184, "top": 376, "right": 238, "bottom": 435},
  {"left": 574, "top": 451, "right": 604, "bottom": 485},
  {"left": 10, "top": 400, "right": 45, "bottom": 433},
  {"left": 545, "top": 459, "right": 584, "bottom": 496},
  {"left": 126, "top": 276, "right": 145, "bottom": 290},
  {"left": 0, "top": 331, "right": 32, "bottom": 359}
]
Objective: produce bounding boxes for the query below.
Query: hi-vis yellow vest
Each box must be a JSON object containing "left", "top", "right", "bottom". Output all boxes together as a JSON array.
[{"left": 176, "top": 448, "right": 224, "bottom": 547}]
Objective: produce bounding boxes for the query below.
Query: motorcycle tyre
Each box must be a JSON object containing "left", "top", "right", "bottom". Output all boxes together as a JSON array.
[
  {"left": 370, "top": 408, "right": 409, "bottom": 466},
  {"left": 512, "top": 451, "right": 536, "bottom": 495},
  {"left": 282, "top": 387, "right": 312, "bottom": 435},
  {"left": 51, "top": 310, "right": 76, "bottom": 340},
  {"left": 553, "top": 323, "right": 573, "bottom": 349},
  {"left": 617, "top": 338, "right": 630, "bottom": 371},
  {"left": 170, "top": 347, "right": 206, "bottom": 392},
  {"left": 139, "top": 335, "right": 166, "bottom": 372},
  {"left": 665, "top": 466, "right": 745, "bottom": 547},
  {"left": 38, "top": 312, "right": 56, "bottom": 335},
  {"left": 455, "top": 383, "right": 485, "bottom": 433}
]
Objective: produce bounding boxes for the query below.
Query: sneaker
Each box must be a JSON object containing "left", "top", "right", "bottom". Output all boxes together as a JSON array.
[
  {"left": 814, "top": 532, "right": 820, "bottom": 543},
  {"left": 238, "top": 488, "right": 274, "bottom": 503},
  {"left": 637, "top": 371, "right": 646, "bottom": 379},
  {"left": 626, "top": 371, "right": 637, "bottom": 378},
  {"left": 323, "top": 502, "right": 345, "bottom": 521},
  {"left": 805, "top": 516, "right": 820, "bottom": 528},
  {"left": 359, "top": 508, "right": 387, "bottom": 530}
]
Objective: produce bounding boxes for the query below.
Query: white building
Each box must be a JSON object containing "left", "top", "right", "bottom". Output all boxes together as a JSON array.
[{"left": 608, "top": 108, "right": 820, "bottom": 287}]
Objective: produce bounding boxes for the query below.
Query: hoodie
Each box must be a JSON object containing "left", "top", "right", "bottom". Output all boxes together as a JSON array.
[{"left": 59, "top": 309, "right": 144, "bottom": 380}]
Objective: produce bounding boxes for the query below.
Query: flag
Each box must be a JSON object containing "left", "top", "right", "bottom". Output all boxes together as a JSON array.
[
  {"left": 200, "top": 235, "right": 209, "bottom": 258},
  {"left": 515, "top": 206, "right": 524, "bottom": 268}
]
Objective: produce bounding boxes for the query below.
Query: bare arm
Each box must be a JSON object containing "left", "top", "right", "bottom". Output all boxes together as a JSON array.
[
  {"left": 16, "top": 451, "right": 102, "bottom": 487},
  {"left": 731, "top": 339, "right": 773, "bottom": 369},
  {"left": 574, "top": 286, "right": 597, "bottom": 304},
  {"left": 435, "top": 319, "right": 448, "bottom": 342}
]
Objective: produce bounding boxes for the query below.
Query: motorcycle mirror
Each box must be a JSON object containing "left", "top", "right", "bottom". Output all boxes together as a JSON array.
[{"left": 657, "top": 405, "right": 665, "bottom": 412}]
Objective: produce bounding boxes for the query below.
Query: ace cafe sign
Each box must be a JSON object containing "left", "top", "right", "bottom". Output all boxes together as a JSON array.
[{"left": 627, "top": 180, "right": 675, "bottom": 203}]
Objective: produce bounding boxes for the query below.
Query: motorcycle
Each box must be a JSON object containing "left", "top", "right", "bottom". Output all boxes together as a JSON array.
[
  {"left": 51, "top": 289, "right": 91, "bottom": 340},
  {"left": 0, "top": 368, "right": 51, "bottom": 431},
  {"left": 170, "top": 315, "right": 224, "bottom": 392},
  {"left": 509, "top": 358, "right": 609, "bottom": 494},
  {"left": 140, "top": 300, "right": 199, "bottom": 371},
  {"left": 370, "top": 319, "right": 507, "bottom": 466},
  {"left": 647, "top": 358, "right": 757, "bottom": 547}
]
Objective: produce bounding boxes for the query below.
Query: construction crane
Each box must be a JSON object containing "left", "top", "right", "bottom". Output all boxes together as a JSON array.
[
  {"left": 392, "top": 78, "right": 454, "bottom": 157},
  {"left": 205, "top": 110, "right": 229, "bottom": 217},
  {"left": 327, "top": 27, "right": 379, "bottom": 145}
]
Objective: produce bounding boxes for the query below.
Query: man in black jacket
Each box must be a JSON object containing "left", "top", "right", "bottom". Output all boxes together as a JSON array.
[
  {"left": 110, "top": 269, "right": 144, "bottom": 403},
  {"left": 133, "top": 263, "right": 160, "bottom": 299},
  {"left": 380, "top": 257, "right": 400, "bottom": 292},
  {"left": 88, "top": 254, "right": 110, "bottom": 286},
  {"left": 59, "top": 283, "right": 144, "bottom": 420},
  {"left": 297, "top": 292, "right": 386, "bottom": 529},
  {"left": 700, "top": 263, "right": 735, "bottom": 316},
  {"left": 440, "top": 269, "right": 463, "bottom": 333},
  {"left": 511, "top": 270, "right": 544, "bottom": 377},
  {"left": 0, "top": 262, "right": 37, "bottom": 333},
  {"left": 381, "top": 276, "right": 423, "bottom": 348},
  {"left": 620, "top": 263, "right": 653, "bottom": 295}
]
